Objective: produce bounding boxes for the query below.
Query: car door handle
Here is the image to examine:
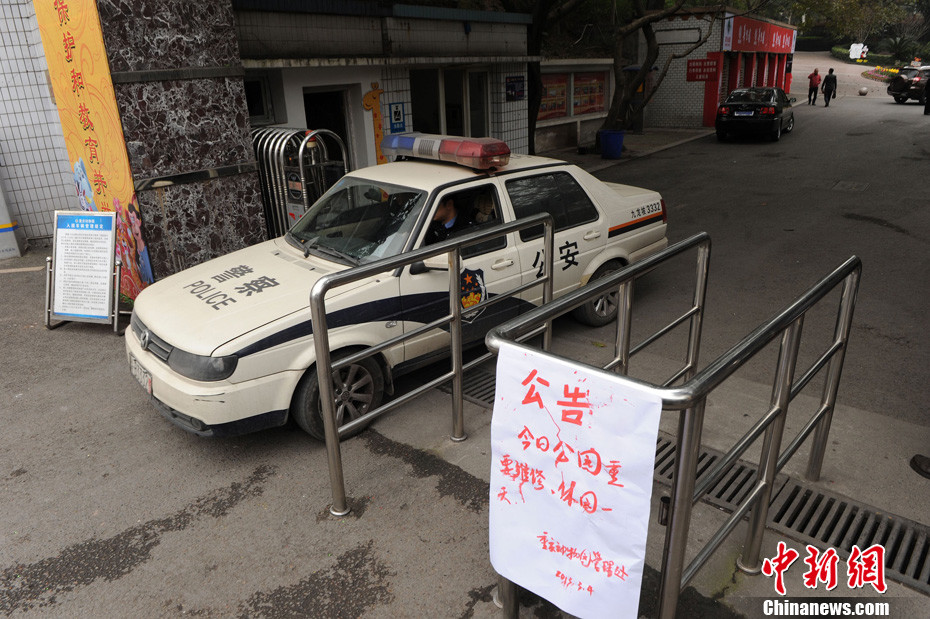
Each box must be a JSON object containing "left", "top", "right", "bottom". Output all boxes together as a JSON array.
[
  {"left": 583, "top": 230, "right": 601, "bottom": 241},
  {"left": 491, "top": 259, "right": 514, "bottom": 270}
]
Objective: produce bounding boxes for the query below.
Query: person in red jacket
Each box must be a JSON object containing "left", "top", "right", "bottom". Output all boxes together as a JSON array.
[{"left": 807, "top": 68, "right": 821, "bottom": 105}]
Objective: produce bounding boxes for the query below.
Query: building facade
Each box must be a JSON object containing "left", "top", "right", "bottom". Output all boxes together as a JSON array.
[
  {"left": 643, "top": 10, "right": 797, "bottom": 128},
  {"left": 1, "top": 1, "right": 534, "bottom": 286}
]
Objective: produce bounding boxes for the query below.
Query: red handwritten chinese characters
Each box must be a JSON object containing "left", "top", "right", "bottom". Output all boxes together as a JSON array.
[{"left": 497, "top": 369, "right": 627, "bottom": 515}]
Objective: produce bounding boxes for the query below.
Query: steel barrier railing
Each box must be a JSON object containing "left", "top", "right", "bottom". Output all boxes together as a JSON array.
[
  {"left": 485, "top": 232, "right": 861, "bottom": 618},
  {"left": 251, "top": 127, "right": 349, "bottom": 238},
  {"left": 310, "top": 214, "right": 555, "bottom": 516}
]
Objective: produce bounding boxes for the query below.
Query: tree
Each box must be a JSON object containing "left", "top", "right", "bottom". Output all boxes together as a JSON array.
[
  {"left": 600, "top": 1, "right": 774, "bottom": 131},
  {"left": 789, "top": 0, "right": 909, "bottom": 42},
  {"left": 498, "top": 0, "right": 589, "bottom": 153},
  {"left": 601, "top": 0, "right": 714, "bottom": 131}
]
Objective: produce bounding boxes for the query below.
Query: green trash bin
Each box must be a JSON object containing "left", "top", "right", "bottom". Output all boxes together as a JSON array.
[{"left": 599, "top": 130, "right": 625, "bottom": 160}]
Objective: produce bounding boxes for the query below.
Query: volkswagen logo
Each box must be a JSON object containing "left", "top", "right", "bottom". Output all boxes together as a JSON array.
[{"left": 139, "top": 329, "right": 151, "bottom": 351}]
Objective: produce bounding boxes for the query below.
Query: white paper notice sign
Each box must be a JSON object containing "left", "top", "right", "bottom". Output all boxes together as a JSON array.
[
  {"left": 489, "top": 341, "right": 663, "bottom": 618},
  {"left": 51, "top": 211, "right": 117, "bottom": 323}
]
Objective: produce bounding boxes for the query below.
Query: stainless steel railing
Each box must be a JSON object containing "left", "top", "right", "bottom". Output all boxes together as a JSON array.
[
  {"left": 251, "top": 127, "right": 349, "bottom": 238},
  {"left": 309, "top": 214, "right": 555, "bottom": 516},
  {"left": 486, "top": 232, "right": 861, "bottom": 618}
]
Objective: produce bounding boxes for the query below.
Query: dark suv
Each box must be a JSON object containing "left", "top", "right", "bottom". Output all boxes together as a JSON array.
[{"left": 887, "top": 66, "right": 930, "bottom": 104}]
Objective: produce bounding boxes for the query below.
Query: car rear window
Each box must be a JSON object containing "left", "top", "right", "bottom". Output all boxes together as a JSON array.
[
  {"left": 726, "top": 90, "right": 770, "bottom": 103},
  {"left": 898, "top": 68, "right": 919, "bottom": 79}
]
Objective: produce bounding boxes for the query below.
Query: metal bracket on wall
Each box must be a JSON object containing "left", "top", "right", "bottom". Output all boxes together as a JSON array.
[
  {"left": 110, "top": 66, "right": 246, "bottom": 84},
  {"left": 134, "top": 162, "right": 258, "bottom": 192}
]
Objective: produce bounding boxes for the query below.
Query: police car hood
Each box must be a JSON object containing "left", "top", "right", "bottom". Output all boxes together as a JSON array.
[{"left": 133, "top": 237, "right": 366, "bottom": 355}]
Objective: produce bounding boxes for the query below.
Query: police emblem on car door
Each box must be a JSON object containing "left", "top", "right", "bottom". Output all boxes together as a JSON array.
[{"left": 400, "top": 184, "right": 523, "bottom": 362}]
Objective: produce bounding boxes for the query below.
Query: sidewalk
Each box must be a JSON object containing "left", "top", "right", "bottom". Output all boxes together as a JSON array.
[{"left": 541, "top": 127, "right": 713, "bottom": 173}]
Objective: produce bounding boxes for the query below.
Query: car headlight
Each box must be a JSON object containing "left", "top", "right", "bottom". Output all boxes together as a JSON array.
[{"left": 167, "top": 348, "right": 238, "bottom": 381}]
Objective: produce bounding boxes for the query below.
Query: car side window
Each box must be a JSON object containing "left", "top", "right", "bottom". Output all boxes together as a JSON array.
[
  {"left": 424, "top": 185, "right": 507, "bottom": 258},
  {"left": 505, "top": 171, "right": 599, "bottom": 241}
]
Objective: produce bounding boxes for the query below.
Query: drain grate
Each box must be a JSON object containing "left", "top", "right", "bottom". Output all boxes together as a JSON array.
[
  {"left": 654, "top": 432, "right": 789, "bottom": 514},
  {"left": 654, "top": 432, "right": 930, "bottom": 595},
  {"left": 449, "top": 366, "right": 930, "bottom": 594},
  {"left": 768, "top": 481, "right": 930, "bottom": 594},
  {"left": 439, "top": 367, "right": 498, "bottom": 407}
]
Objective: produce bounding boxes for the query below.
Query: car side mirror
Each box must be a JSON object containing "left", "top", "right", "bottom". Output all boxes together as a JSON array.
[{"left": 409, "top": 257, "right": 449, "bottom": 274}]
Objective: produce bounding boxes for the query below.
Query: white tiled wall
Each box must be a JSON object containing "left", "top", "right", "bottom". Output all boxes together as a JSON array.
[
  {"left": 643, "top": 18, "right": 725, "bottom": 129},
  {"left": 490, "top": 63, "right": 528, "bottom": 153},
  {"left": 0, "top": 0, "right": 79, "bottom": 246},
  {"left": 378, "top": 62, "right": 529, "bottom": 154}
]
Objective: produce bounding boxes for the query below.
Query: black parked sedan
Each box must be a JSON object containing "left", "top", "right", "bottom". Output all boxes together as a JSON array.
[{"left": 715, "top": 87, "right": 795, "bottom": 142}]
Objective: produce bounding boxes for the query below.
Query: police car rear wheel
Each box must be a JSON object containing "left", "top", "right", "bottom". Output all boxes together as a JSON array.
[
  {"left": 572, "top": 261, "right": 623, "bottom": 327},
  {"left": 292, "top": 355, "right": 384, "bottom": 441}
]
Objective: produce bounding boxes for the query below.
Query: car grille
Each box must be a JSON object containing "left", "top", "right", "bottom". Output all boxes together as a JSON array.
[{"left": 130, "top": 313, "right": 173, "bottom": 362}]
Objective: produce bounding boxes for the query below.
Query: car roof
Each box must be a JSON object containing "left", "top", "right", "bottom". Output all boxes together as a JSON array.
[{"left": 346, "top": 153, "right": 565, "bottom": 190}]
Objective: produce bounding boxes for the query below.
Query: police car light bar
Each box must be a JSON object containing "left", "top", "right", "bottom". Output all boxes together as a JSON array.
[{"left": 381, "top": 133, "right": 510, "bottom": 169}]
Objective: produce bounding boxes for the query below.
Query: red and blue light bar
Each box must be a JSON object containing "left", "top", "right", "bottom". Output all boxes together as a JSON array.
[{"left": 381, "top": 133, "right": 511, "bottom": 169}]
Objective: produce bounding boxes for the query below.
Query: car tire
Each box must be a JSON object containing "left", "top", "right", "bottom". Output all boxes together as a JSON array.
[
  {"left": 784, "top": 115, "right": 794, "bottom": 133},
  {"left": 716, "top": 129, "right": 727, "bottom": 141},
  {"left": 894, "top": 95, "right": 907, "bottom": 104},
  {"left": 572, "top": 261, "right": 625, "bottom": 327},
  {"left": 291, "top": 353, "right": 384, "bottom": 441},
  {"left": 771, "top": 122, "right": 782, "bottom": 141}
]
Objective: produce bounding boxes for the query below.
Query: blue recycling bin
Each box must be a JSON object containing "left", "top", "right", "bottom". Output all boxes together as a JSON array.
[{"left": 599, "top": 130, "right": 625, "bottom": 160}]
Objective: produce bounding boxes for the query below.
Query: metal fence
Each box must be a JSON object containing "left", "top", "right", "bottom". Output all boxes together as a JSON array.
[
  {"left": 485, "top": 232, "right": 862, "bottom": 618},
  {"left": 309, "top": 214, "right": 555, "bottom": 516},
  {"left": 251, "top": 127, "right": 349, "bottom": 238}
]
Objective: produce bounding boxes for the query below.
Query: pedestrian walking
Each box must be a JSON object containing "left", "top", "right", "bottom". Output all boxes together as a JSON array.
[
  {"left": 807, "top": 68, "right": 821, "bottom": 105},
  {"left": 821, "top": 68, "right": 838, "bottom": 107}
]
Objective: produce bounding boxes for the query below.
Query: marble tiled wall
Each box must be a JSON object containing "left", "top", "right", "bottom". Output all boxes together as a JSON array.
[
  {"left": 0, "top": 0, "right": 80, "bottom": 245},
  {"left": 97, "top": 0, "right": 264, "bottom": 279}
]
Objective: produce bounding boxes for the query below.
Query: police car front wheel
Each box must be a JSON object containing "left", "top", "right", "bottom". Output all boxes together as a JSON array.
[{"left": 292, "top": 354, "right": 385, "bottom": 441}]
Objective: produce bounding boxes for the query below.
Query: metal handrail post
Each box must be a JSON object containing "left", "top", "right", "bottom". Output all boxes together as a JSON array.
[
  {"left": 498, "top": 575, "right": 519, "bottom": 617},
  {"left": 738, "top": 317, "right": 804, "bottom": 573},
  {"left": 806, "top": 269, "right": 860, "bottom": 480},
  {"left": 613, "top": 279, "right": 634, "bottom": 375},
  {"left": 657, "top": 398, "right": 707, "bottom": 619},
  {"left": 542, "top": 224, "right": 555, "bottom": 351},
  {"left": 684, "top": 242, "right": 711, "bottom": 381},
  {"left": 450, "top": 246, "right": 467, "bottom": 442},
  {"left": 310, "top": 284, "right": 350, "bottom": 516}
]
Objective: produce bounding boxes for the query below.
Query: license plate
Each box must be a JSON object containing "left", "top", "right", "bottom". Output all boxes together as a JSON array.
[
  {"left": 130, "top": 353, "right": 153, "bottom": 395},
  {"left": 734, "top": 111, "right": 754, "bottom": 117}
]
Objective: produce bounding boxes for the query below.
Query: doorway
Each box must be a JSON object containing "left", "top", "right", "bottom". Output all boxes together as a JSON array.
[{"left": 304, "top": 90, "right": 349, "bottom": 145}]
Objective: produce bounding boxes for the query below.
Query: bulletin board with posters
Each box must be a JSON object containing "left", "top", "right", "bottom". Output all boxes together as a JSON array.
[
  {"left": 489, "top": 342, "right": 663, "bottom": 618},
  {"left": 46, "top": 210, "right": 121, "bottom": 330},
  {"left": 34, "top": 0, "right": 154, "bottom": 303},
  {"left": 572, "top": 72, "right": 608, "bottom": 116},
  {"left": 539, "top": 74, "right": 569, "bottom": 120}
]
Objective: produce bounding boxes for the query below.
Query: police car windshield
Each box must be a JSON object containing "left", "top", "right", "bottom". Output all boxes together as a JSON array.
[{"left": 289, "top": 178, "right": 426, "bottom": 264}]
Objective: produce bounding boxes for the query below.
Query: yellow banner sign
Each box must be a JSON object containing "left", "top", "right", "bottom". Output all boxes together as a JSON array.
[{"left": 33, "top": 0, "right": 152, "bottom": 300}]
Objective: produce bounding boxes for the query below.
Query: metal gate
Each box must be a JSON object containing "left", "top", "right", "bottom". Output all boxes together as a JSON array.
[{"left": 250, "top": 127, "right": 350, "bottom": 238}]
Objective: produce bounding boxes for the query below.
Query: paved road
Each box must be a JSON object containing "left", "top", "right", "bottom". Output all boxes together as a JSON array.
[{"left": 594, "top": 58, "right": 930, "bottom": 430}]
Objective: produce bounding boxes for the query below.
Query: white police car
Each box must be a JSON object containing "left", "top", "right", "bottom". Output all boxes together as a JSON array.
[{"left": 126, "top": 134, "right": 667, "bottom": 439}]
